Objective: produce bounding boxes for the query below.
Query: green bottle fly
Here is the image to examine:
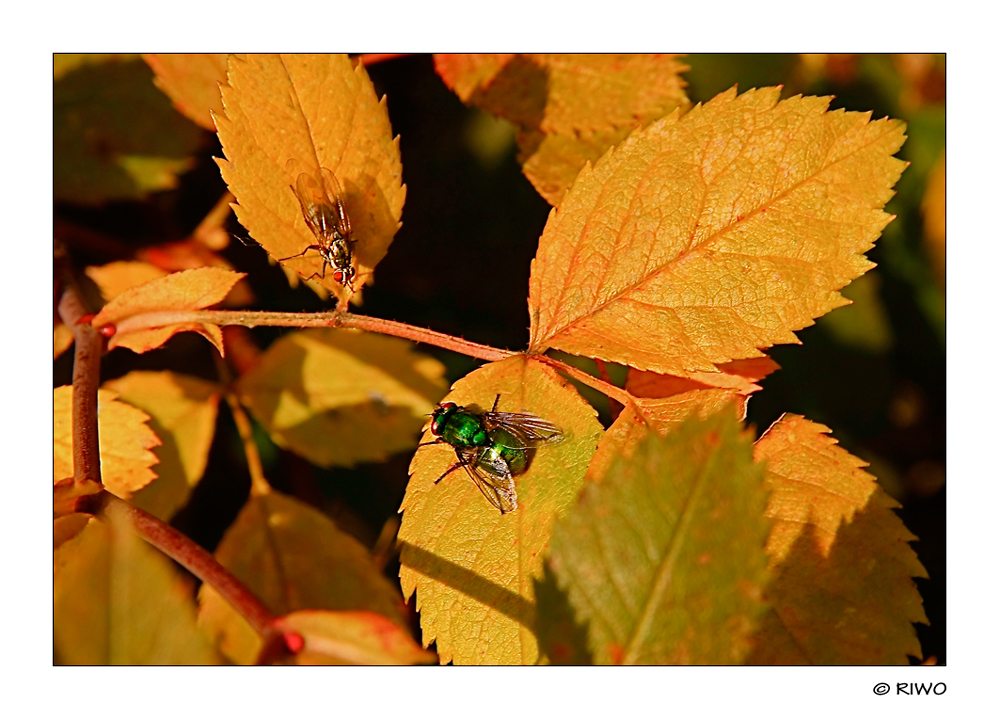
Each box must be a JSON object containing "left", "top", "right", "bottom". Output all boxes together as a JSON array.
[{"left": 420, "top": 395, "right": 563, "bottom": 514}]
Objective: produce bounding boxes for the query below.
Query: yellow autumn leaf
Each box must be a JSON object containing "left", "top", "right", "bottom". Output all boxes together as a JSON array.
[
  {"left": 143, "top": 53, "right": 228, "bottom": 131},
  {"left": 528, "top": 87, "right": 907, "bottom": 377},
  {"left": 91, "top": 267, "right": 244, "bottom": 355},
  {"left": 399, "top": 355, "right": 603, "bottom": 665},
  {"left": 53, "top": 387, "right": 161, "bottom": 497},
  {"left": 85, "top": 260, "right": 169, "bottom": 302},
  {"left": 237, "top": 329, "right": 446, "bottom": 467},
  {"left": 437, "top": 54, "right": 689, "bottom": 134},
  {"left": 198, "top": 490, "right": 408, "bottom": 665},
  {"left": 216, "top": 54, "right": 405, "bottom": 303},
  {"left": 436, "top": 54, "right": 690, "bottom": 206},
  {"left": 54, "top": 508, "right": 217, "bottom": 664},
  {"left": 749, "top": 414, "right": 928, "bottom": 664},
  {"left": 54, "top": 321, "right": 74, "bottom": 359},
  {"left": 104, "top": 371, "right": 221, "bottom": 520}
]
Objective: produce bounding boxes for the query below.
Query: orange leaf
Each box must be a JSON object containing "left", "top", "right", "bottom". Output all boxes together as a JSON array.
[
  {"left": 437, "top": 54, "right": 689, "bottom": 134},
  {"left": 749, "top": 414, "right": 927, "bottom": 664},
  {"left": 627, "top": 356, "right": 780, "bottom": 399},
  {"left": 91, "top": 268, "right": 244, "bottom": 355},
  {"left": 528, "top": 87, "right": 906, "bottom": 377},
  {"left": 216, "top": 54, "right": 405, "bottom": 303},
  {"left": 921, "top": 152, "right": 945, "bottom": 290},
  {"left": 53, "top": 387, "right": 161, "bottom": 497},
  {"left": 273, "top": 610, "right": 435, "bottom": 665},
  {"left": 434, "top": 54, "right": 515, "bottom": 103},
  {"left": 143, "top": 53, "right": 228, "bottom": 131},
  {"left": 585, "top": 392, "right": 745, "bottom": 484}
]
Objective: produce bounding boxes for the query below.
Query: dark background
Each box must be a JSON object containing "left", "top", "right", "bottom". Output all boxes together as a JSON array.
[{"left": 54, "top": 54, "right": 945, "bottom": 664}]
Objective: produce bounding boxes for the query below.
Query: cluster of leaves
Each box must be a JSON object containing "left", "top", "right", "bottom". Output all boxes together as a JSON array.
[{"left": 54, "top": 54, "right": 929, "bottom": 665}]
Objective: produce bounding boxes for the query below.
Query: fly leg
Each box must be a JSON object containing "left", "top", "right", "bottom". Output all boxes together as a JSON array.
[
  {"left": 301, "top": 258, "right": 330, "bottom": 283},
  {"left": 433, "top": 460, "right": 466, "bottom": 485},
  {"left": 277, "top": 244, "right": 323, "bottom": 262}
]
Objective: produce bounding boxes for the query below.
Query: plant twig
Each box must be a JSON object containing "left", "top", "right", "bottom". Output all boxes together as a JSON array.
[
  {"left": 594, "top": 358, "right": 626, "bottom": 422},
  {"left": 534, "top": 354, "right": 633, "bottom": 407},
  {"left": 225, "top": 391, "right": 271, "bottom": 497},
  {"left": 101, "top": 492, "right": 275, "bottom": 635},
  {"left": 58, "top": 288, "right": 103, "bottom": 485},
  {"left": 358, "top": 54, "right": 410, "bottom": 66},
  {"left": 114, "top": 309, "right": 514, "bottom": 363}
]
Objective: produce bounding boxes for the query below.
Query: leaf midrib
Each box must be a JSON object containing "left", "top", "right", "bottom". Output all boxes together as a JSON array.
[{"left": 620, "top": 445, "right": 717, "bottom": 665}]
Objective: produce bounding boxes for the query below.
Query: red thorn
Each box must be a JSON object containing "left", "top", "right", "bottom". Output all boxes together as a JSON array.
[{"left": 284, "top": 631, "right": 305, "bottom": 654}]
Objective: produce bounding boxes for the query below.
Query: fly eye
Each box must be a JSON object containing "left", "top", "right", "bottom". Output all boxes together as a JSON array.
[{"left": 333, "top": 269, "right": 345, "bottom": 283}]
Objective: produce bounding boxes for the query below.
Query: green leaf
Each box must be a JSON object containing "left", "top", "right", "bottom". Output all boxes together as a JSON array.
[
  {"left": 749, "top": 414, "right": 927, "bottom": 664},
  {"left": 547, "top": 407, "right": 771, "bottom": 664},
  {"left": 198, "top": 490, "right": 407, "bottom": 665},
  {"left": 237, "top": 329, "right": 446, "bottom": 467},
  {"left": 54, "top": 55, "right": 203, "bottom": 205},
  {"left": 54, "top": 510, "right": 217, "bottom": 664},
  {"left": 399, "top": 355, "right": 603, "bottom": 664}
]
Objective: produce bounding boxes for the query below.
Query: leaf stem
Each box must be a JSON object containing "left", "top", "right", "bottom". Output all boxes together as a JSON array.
[
  {"left": 534, "top": 354, "right": 633, "bottom": 407},
  {"left": 225, "top": 390, "right": 271, "bottom": 497},
  {"left": 114, "top": 309, "right": 514, "bottom": 363},
  {"left": 58, "top": 288, "right": 103, "bottom": 485},
  {"left": 100, "top": 492, "right": 275, "bottom": 635},
  {"left": 357, "top": 54, "right": 410, "bottom": 66}
]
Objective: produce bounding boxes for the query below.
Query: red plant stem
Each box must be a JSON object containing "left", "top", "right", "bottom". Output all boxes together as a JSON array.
[
  {"left": 594, "top": 358, "right": 626, "bottom": 422},
  {"left": 535, "top": 354, "right": 633, "bottom": 407},
  {"left": 358, "top": 54, "right": 410, "bottom": 66},
  {"left": 104, "top": 493, "right": 275, "bottom": 635},
  {"left": 115, "top": 309, "right": 514, "bottom": 363},
  {"left": 58, "top": 289, "right": 103, "bottom": 484}
]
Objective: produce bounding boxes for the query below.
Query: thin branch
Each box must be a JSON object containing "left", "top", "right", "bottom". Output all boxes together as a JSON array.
[
  {"left": 358, "top": 54, "right": 410, "bottom": 66},
  {"left": 225, "top": 391, "right": 271, "bottom": 497},
  {"left": 102, "top": 493, "right": 275, "bottom": 635},
  {"left": 114, "top": 309, "right": 514, "bottom": 363},
  {"left": 58, "top": 288, "right": 103, "bottom": 485},
  {"left": 534, "top": 354, "right": 633, "bottom": 407},
  {"left": 594, "top": 358, "right": 625, "bottom": 422}
]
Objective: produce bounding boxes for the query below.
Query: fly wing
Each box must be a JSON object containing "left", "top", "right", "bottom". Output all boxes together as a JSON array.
[
  {"left": 460, "top": 448, "right": 517, "bottom": 514},
  {"left": 318, "top": 167, "right": 352, "bottom": 239},
  {"left": 293, "top": 171, "right": 330, "bottom": 238},
  {"left": 483, "top": 412, "right": 563, "bottom": 448}
]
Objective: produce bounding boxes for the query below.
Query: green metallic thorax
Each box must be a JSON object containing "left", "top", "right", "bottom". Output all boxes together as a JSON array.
[{"left": 438, "top": 409, "right": 489, "bottom": 449}]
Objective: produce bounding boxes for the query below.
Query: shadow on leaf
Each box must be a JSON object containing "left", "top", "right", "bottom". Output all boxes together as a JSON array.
[
  {"left": 747, "top": 492, "right": 928, "bottom": 665},
  {"left": 533, "top": 560, "right": 593, "bottom": 665},
  {"left": 398, "top": 540, "right": 534, "bottom": 629}
]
